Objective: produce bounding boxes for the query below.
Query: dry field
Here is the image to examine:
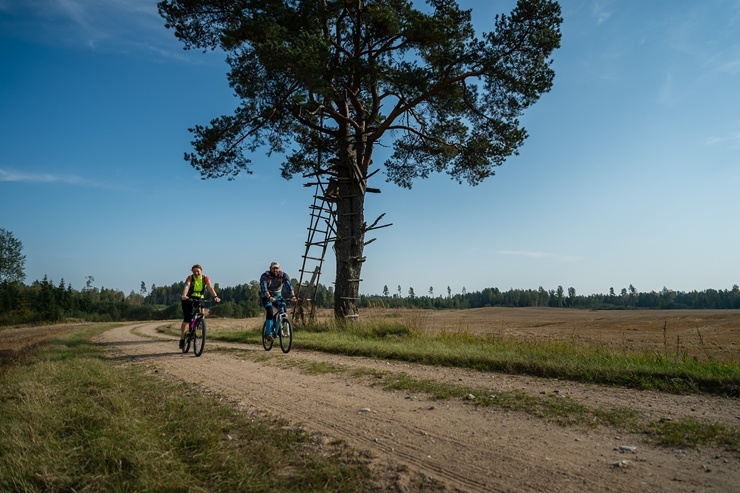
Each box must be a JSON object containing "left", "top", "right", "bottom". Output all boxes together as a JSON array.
[
  {"left": 210, "top": 307, "right": 740, "bottom": 363},
  {"left": 3, "top": 308, "right": 739, "bottom": 363}
]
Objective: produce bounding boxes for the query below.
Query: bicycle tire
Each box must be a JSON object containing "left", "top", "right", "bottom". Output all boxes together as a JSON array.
[
  {"left": 193, "top": 317, "right": 206, "bottom": 357},
  {"left": 183, "top": 328, "right": 192, "bottom": 353},
  {"left": 261, "top": 321, "right": 274, "bottom": 351},
  {"left": 278, "top": 317, "right": 293, "bottom": 353}
]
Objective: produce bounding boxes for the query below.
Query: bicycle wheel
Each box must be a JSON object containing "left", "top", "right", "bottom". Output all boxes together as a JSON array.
[
  {"left": 261, "top": 321, "right": 274, "bottom": 351},
  {"left": 278, "top": 317, "right": 293, "bottom": 353},
  {"left": 193, "top": 317, "right": 206, "bottom": 357},
  {"left": 183, "top": 328, "right": 192, "bottom": 354}
]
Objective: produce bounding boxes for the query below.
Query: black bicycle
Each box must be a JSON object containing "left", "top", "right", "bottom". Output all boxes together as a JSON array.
[
  {"left": 262, "top": 294, "right": 293, "bottom": 353},
  {"left": 183, "top": 298, "right": 208, "bottom": 357}
]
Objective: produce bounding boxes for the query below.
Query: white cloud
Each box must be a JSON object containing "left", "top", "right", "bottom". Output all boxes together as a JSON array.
[
  {"left": 704, "top": 133, "right": 740, "bottom": 147},
  {"left": 496, "top": 250, "right": 551, "bottom": 258},
  {"left": 1, "top": 0, "right": 177, "bottom": 57},
  {"left": 658, "top": 72, "right": 676, "bottom": 105},
  {"left": 494, "top": 250, "right": 581, "bottom": 262},
  {"left": 592, "top": 1, "right": 613, "bottom": 25},
  {"left": 0, "top": 167, "right": 110, "bottom": 188}
]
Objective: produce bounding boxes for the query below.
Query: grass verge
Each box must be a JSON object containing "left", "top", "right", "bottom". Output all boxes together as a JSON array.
[
  {"left": 217, "top": 347, "right": 740, "bottom": 452},
  {"left": 206, "top": 317, "right": 740, "bottom": 397},
  {"left": 0, "top": 325, "right": 372, "bottom": 493}
]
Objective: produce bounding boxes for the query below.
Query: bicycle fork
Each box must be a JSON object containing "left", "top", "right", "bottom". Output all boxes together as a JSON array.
[{"left": 276, "top": 314, "right": 287, "bottom": 336}]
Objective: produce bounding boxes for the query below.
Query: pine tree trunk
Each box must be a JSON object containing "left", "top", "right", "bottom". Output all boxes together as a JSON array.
[{"left": 333, "top": 143, "right": 366, "bottom": 318}]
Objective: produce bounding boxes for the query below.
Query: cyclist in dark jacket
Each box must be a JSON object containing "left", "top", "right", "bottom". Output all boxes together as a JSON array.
[{"left": 259, "top": 261, "right": 297, "bottom": 339}]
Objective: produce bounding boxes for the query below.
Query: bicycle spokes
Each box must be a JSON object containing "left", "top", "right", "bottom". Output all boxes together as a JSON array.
[
  {"left": 278, "top": 317, "right": 293, "bottom": 353},
  {"left": 192, "top": 317, "right": 206, "bottom": 357},
  {"left": 262, "top": 321, "right": 274, "bottom": 351}
]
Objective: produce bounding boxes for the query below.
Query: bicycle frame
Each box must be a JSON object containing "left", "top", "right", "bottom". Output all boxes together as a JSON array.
[
  {"left": 190, "top": 301, "right": 205, "bottom": 327},
  {"left": 262, "top": 294, "right": 293, "bottom": 353},
  {"left": 183, "top": 298, "right": 208, "bottom": 357},
  {"left": 274, "top": 298, "right": 287, "bottom": 319}
]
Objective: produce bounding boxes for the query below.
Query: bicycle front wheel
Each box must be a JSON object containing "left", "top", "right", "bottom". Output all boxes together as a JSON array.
[
  {"left": 193, "top": 317, "right": 206, "bottom": 357},
  {"left": 183, "top": 329, "right": 192, "bottom": 354},
  {"left": 278, "top": 317, "right": 293, "bottom": 353},
  {"left": 261, "top": 321, "right": 273, "bottom": 351}
]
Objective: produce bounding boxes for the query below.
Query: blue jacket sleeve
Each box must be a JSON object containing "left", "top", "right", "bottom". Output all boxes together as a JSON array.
[
  {"left": 259, "top": 273, "right": 268, "bottom": 296},
  {"left": 283, "top": 272, "right": 294, "bottom": 294}
]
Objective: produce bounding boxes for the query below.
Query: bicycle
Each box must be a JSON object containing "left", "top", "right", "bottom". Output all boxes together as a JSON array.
[
  {"left": 262, "top": 294, "right": 293, "bottom": 353},
  {"left": 182, "top": 298, "right": 209, "bottom": 357}
]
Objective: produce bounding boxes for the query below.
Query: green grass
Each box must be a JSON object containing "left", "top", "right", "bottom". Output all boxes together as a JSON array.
[
  {"left": 647, "top": 418, "right": 740, "bottom": 450},
  {"left": 0, "top": 326, "right": 373, "bottom": 493},
  {"left": 369, "top": 372, "right": 738, "bottom": 450},
  {"left": 208, "top": 318, "right": 740, "bottom": 397}
]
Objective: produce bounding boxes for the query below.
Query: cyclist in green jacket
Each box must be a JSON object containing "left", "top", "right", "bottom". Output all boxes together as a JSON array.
[{"left": 180, "top": 264, "right": 220, "bottom": 348}]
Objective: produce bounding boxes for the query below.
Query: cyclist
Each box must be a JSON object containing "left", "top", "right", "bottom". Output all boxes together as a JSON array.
[
  {"left": 259, "top": 261, "right": 297, "bottom": 340},
  {"left": 180, "top": 264, "right": 220, "bottom": 349}
]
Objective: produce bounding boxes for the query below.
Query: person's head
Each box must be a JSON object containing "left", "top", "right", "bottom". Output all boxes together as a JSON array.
[
  {"left": 191, "top": 264, "right": 203, "bottom": 277},
  {"left": 269, "top": 261, "right": 280, "bottom": 273}
]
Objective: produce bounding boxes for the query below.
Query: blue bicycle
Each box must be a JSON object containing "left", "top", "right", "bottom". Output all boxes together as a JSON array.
[{"left": 262, "top": 294, "right": 293, "bottom": 353}]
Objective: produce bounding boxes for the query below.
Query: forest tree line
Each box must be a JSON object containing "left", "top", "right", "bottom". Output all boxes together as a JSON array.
[{"left": 1, "top": 275, "right": 739, "bottom": 326}]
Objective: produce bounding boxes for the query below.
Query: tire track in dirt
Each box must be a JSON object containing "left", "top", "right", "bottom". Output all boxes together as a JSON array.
[
  {"left": 118, "top": 324, "right": 591, "bottom": 492},
  {"left": 95, "top": 323, "right": 740, "bottom": 493},
  {"left": 124, "top": 324, "right": 493, "bottom": 492}
]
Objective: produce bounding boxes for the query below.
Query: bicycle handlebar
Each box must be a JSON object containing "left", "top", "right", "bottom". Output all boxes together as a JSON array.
[
  {"left": 266, "top": 294, "right": 295, "bottom": 303},
  {"left": 184, "top": 297, "right": 217, "bottom": 305}
]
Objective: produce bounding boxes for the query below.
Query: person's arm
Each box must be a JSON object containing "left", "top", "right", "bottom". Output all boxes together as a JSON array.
[
  {"left": 181, "top": 278, "right": 191, "bottom": 300},
  {"left": 206, "top": 277, "right": 220, "bottom": 302},
  {"left": 259, "top": 275, "right": 272, "bottom": 300},
  {"left": 284, "top": 273, "right": 297, "bottom": 301}
]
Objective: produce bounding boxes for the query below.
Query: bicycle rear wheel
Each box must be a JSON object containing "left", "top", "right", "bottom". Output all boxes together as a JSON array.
[
  {"left": 261, "top": 321, "right": 274, "bottom": 351},
  {"left": 193, "top": 317, "right": 206, "bottom": 357},
  {"left": 278, "top": 317, "right": 293, "bottom": 353}
]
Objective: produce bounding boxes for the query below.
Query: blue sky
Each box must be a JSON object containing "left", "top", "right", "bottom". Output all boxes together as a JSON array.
[{"left": 1, "top": 0, "right": 739, "bottom": 298}]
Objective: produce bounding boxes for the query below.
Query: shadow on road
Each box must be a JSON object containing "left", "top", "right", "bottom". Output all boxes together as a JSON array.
[{"left": 103, "top": 351, "right": 197, "bottom": 362}]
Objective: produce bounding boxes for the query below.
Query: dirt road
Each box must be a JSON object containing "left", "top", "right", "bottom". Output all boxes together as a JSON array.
[{"left": 93, "top": 321, "right": 739, "bottom": 493}]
